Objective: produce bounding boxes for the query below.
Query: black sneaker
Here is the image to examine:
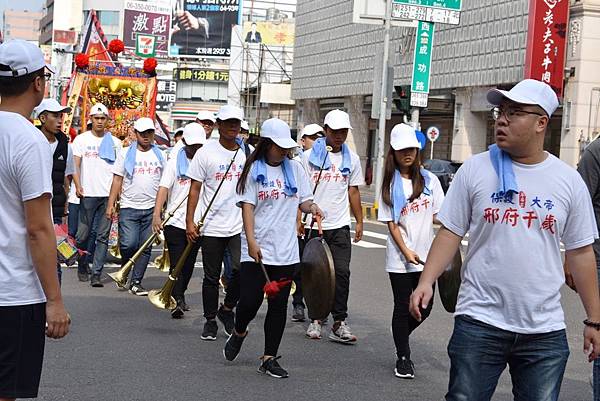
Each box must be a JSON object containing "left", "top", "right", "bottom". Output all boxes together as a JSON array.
[
  {"left": 181, "top": 296, "right": 190, "bottom": 311},
  {"left": 291, "top": 305, "right": 306, "bottom": 322},
  {"left": 171, "top": 305, "right": 184, "bottom": 319},
  {"left": 201, "top": 319, "right": 218, "bottom": 341},
  {"left": 78, "top": 271, "right": 89, "bottom": 282},
  {"left": 217, "top": 305, "right": 235, "bottom": 336},
  {"left": 223, "top": 331, "right": 247, "bottom": 361},
  {"left": 90, "top": 274, "right": 104, "bottom": 287},
  {"left": 258, "top": 356, "right": 289, "bottom": 379},
  {"left": 395, "top": 357, "right": 415, "bottom": 379},
  {"left": 129, "top": 282, "right": 148, "bottom": 296}
]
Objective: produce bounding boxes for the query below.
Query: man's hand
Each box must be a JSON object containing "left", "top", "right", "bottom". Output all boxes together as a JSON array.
[
  {"left": 584, "top": 325, "right": 600, "bottom": 362},
  {"left": 402, "top": 248, "right": 421, "bottom": 265},
  {"left": 186, "top": 220, "right": 199, "bottom": 243},
  {"left": 564, "top": 262, "right": 577, "bottom": 292},
  {"left": 410, "top": 283, "right": 434, "bottom": 322},
  {"left": 248, "top": 239, "right": 262, "bottom": 262},
  {"left": 75, "top": 185, "right": 84, "bottom": 198},
  {"left": 353, "top": 221, "right": 363, "bottom": 243},
  {"left": 105, "top": 205, "right": 114, "bottom": 220},
  {"left": 45, "top": 300, "right": 70, "bottom": 339},
  {"left": 152, "top": 214, "right": 163, "bottom": 235},
  {"left": 297, "top": 219, "right": 305, "bottom": 237},
  {"left": 178, "top": 11, "right": 200, "bottom": 31}
]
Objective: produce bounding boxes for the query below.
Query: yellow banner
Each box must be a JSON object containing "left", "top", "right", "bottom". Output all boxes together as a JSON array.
[
  {"left": 62, "top": 72, "right": 87, "bottom": 136},
  {"left": 242, "top": 20, "right": 295, "bottom": 46}
]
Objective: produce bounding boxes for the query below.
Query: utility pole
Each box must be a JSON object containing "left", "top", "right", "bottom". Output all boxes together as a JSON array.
[{"left": 373, "top": 0, "right": 392, "bottom": 209}]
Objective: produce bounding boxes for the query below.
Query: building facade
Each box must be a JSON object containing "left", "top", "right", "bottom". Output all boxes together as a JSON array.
[
  {"left": 292, "top": 0, "right": 600, "bottom": 177},
  {"left": 3, "top": 9, "right": 43, "bottom": 43}
]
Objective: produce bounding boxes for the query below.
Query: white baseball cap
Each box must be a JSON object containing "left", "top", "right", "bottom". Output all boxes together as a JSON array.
[
  {"left": 324, "top": 109, "right": 352, "bottom": 130},
  {"left": 182, "top": 122, "right": 207, "bottom": 145},
  {"left": 216, "top": 105, "right": 244, "bottom": 121},
  {"left": 487, "top": 79, "right": 559, "bottom": 117},
  {"left": 300, "top": 123, "right": 324, "bottom": 138},
  {"left": 241, "top": 120, "right": 250, "bottom": 131},
  {"left": 196, "top": 110, "right": 216, "bottom": 123},
  {"left": 390, "top": 123, "right": 421, "bottom": 151},
  {"left": 260, "top": 118, "right": 297, "bottom": 149},
  {"left": 89, "top": 103, "right": 109, "bottom": 117},
  {"left": 133, "top": 117, "right": 155, "bottom": 133},
  {"left": 0, "top": 39, "right": 54, "bottom": 77},
  {"left": 34, "top": 98, "right": 71, "bottom": 117}
]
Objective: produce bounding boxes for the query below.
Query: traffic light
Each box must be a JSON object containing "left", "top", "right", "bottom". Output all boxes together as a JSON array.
[{"left": 393, "top": 85, "right": 411, "bottom": 115}]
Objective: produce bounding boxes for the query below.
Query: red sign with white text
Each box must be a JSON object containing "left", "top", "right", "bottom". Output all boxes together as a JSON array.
[{"left": 524, "top": 0, "right": 569, "bottom": 98}]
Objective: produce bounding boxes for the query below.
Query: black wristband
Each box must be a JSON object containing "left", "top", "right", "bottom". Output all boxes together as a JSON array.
[{"left": 583, "top": 319, "right": 600, "bottom": 330}]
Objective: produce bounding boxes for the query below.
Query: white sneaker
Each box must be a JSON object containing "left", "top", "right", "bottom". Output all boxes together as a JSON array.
[
  {"left": 306, "top": 320, "right": 322, "bottom": 339},
  {"left": 329, "top": 321, "right": 357, "bottom": 344}
]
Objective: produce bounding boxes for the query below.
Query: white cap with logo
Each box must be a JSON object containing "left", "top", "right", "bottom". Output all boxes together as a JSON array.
[
  {"left": 89, "top": 103, "right": 109, "bottom": 117},
  {"left": 196, "top": 110, "right": 216, "bottom": 123},
  {"left": 390, "top": 123, "right": 421, "bottom": 151},
  {"left": 216, "top": 105, "right": 244, "bottom": 121},
  {"left": 486, "top": 79, "right": 559, "bottom": 117},
  {"left": 260, "top": 118, "right": 297, "bottom": 149},
  {"left": 300, "top": 123, "right": 324, "bottom": 138},
  {"left": 34, "top": 98, "right": 71, "bottom": 117},
  {"left": 0, "top": 39, "right": 54, "bottom": 77},
  {"left": 133, "top": 117, "right": 155, "bottom": 133},
  {"left": 182, "top": 122, "right": 207, "bottom": 145},
  {"left": 324, "top": 109, "right": 352, "bottom": 130}
]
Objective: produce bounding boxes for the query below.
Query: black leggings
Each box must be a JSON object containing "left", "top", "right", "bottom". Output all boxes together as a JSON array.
[
  {"left": 235, "top": 262, "right": 295, "bottom": 356},
  {"left": 389, "top": 272, "right": 434, "bottom": 359}
]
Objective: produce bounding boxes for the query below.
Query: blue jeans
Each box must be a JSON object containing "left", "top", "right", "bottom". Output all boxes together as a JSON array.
[
  {"left": 118, "top": 207, "right": 153, "bottom": 284},
  {"left": 446, "top": 315, "right": 569, "bottom": 401},
  {"left": 53, "top": 215, "right": 62, "bottom": 285},
  {"left": 76, "top": 197, "right": 111, "bottom": 277},
  {"left": 67, "top": 202, "right": 79, "bottom": 238}
]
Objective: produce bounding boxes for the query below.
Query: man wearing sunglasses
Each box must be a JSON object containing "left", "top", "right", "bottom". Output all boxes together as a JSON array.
[{"left": 410, "top": 79, "right": 600, "bottom": 401}]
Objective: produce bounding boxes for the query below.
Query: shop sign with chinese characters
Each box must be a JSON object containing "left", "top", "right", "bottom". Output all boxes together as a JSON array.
[
  {"left": 173, "top": 68, "right": 230, "bottom": 82},
  {"left": 392, "top": 0, "right": 461, "bottom": 25},
  {"left": 524, "top": 0, "right": 569, "bottom": 98},
  {"left": 410, "top": 21, "right": 435, "bottom": 108}
]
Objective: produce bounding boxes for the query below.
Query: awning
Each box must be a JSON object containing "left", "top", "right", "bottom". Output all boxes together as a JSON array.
[{"left": 171, "top": 101, "right": 223, "bottom": 121}]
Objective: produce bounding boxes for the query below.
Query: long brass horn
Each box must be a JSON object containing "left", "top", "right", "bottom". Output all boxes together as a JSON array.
[
  {"left": 108, "top": 194, "right": 189, "bottom": 288},
  {"left": 152, "top": 240, "right": 170, "bottom": 273},
  {"left": 149, "top": 146, "right": 241, "bottom": 309}
]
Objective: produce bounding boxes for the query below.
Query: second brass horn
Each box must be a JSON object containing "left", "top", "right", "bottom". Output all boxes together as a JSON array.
[{"left": 108, "top": 194, "right": 188, "bottom": 288}]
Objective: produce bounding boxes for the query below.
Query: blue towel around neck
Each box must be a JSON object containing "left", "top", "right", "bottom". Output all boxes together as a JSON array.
[
  {"left": 98, "top": 133, "right": 116, "bottom": 164},
  {"left": 391, "top": 168, "right": 432, "bottom": 223},
  {"left": 123, "top": 142, "right": 165, "bottom": 177},
  {"left": 176, "top": 147, "right": 190, "bottom": 179},
  {"left": 251, "top": 157, "right": 297, "bottom": 196},
  {"left": 488, "top": 144, "right": 518, "bottom": 199},
  {"left": 307, "top": 137, "right": 352, "bottom": 176}
]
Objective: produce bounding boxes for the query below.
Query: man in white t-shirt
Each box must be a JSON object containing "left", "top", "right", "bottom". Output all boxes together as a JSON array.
[
  {"left": 0, "top": 39, "right": 70, "bottom": 401},
  {"left": 186, "top": 105, "right": 248, "bottom": 341},
  {"left": 196, "top": 109, "right": 216, "bottom": 140},
  {"left": 301, "top": 109, "right": 365, "bottom": 343},
  {"left": 107, "top": 117, "right": 164, "bottom": 295},
  {"left": 153, "top": 122, "right": 206, "bottom": 318},
  {"left": 72, "top": 103, "right": 122, "bottom": 287},
  {"left": 410, "top": 79, "right": 600, "bottom": 401}
]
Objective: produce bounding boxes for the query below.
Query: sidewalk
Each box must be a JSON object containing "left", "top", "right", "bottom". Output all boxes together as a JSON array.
[{"left": 360, "top": 184, "right": 378, "bottom": 221}]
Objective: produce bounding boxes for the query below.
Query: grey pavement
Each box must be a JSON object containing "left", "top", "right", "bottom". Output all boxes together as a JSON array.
[{"left": 39, "top": 221, "right": 593, "bottom": 400}]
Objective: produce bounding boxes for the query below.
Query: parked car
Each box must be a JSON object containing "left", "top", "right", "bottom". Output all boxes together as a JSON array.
[{"left": 423, "top": 159, "right": 463, "bottom": 193}]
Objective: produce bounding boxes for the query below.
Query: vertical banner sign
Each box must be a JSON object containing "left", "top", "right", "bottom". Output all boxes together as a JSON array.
[
  {"left": 169, "top": 0, "right": 241, "bottom": 58},
  {"left": 410, "top": 21, "right": 435, "bottom": 108},
  {"left": 123, "top": 0, "right": 171, "bottom": 57},
  {"left": 62, "top": 72, "right": 87, "bottom": 136},
  {"left": 524, "top": 0, "right": 569, "bottom": 98}
]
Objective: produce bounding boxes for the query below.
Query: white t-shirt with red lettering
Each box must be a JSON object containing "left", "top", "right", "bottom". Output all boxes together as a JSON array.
[
  {"left": 186, "top": 140, "right": 247, "bottom": 237},
  {"left": 238, "top": 160, "right": 313, "bottom": 265},
  {"left": 159, "top": 156, "right": 201, "bottom": 230},
  {"left": 378, "top": 171, "right": 445, "bottom": 273},
  {"left": 302, "top": 148, "right": 364, "bottom": 230},
  {"left": 438, "top": 151, "right": 598, "bottom": 334},
  {"left": 112, "top": 146, "right": 164, "bottom": 209},
  {"left": 72, "top": 131, "right": 122, "bottom": 197}
]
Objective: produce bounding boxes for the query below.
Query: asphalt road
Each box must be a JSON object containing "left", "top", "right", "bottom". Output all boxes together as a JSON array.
[{"left": 39, "top": 221, "right": 594, "bottom": 401}]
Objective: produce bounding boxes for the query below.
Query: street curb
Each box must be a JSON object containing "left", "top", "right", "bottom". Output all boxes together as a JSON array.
[{"left": 361, "top": 203, "right": 378, "bottom": 221}]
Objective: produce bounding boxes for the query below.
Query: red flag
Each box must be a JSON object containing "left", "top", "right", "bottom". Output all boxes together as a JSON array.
[{"left": 80, "top": 10, "right": 116, "bottom": 66}]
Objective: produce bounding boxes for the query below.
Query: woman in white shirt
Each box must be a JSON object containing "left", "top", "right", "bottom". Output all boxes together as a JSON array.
[
  {"left": 377, "top": 124, "right": 444, "bottom": 380},
  {"left": 223, "top": 118, "right": 323, "bottom": 379}
]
